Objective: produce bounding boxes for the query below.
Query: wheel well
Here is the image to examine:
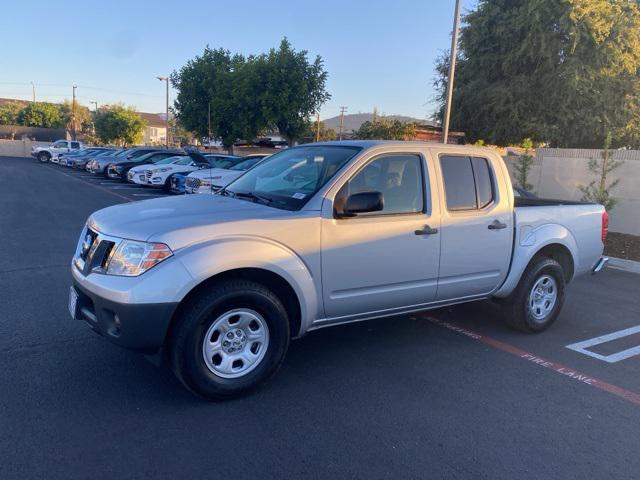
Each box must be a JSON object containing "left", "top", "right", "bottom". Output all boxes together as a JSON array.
[
  {"left": 168, "top": 268, "right": 302, "bottom": 340},
  {"left": 534, "top": 244, "right": 574, "bottom": 282}
]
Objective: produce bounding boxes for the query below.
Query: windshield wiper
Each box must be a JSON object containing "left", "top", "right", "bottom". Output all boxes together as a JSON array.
[{"left": 233, "top": 191, "right": 274, "bottom": 206}]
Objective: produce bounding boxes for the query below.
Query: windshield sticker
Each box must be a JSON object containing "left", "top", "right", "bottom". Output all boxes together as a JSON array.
[{"left": 292, "top": 193, "right": 306, "bottom": 200}]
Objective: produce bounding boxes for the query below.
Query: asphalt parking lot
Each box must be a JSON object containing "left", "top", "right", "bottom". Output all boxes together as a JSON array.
[{"left": 1, "top": 155, "right": 639, "bottom": 479}]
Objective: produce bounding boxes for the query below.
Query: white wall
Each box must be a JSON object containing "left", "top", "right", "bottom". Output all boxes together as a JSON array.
[
  {"left": 504, "top": 148, "right": 640, "bottom": 235},
  {"left": 0, "top": 139, "right": 50, "bottom": 158}
]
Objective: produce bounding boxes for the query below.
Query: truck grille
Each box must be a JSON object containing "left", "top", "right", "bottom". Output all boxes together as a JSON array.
[
  {"left": 185, "top": 177, "right": 201, "bottom": 189},
  {"left": 74, "top": 227, "right": 116, "bottom": 276}
]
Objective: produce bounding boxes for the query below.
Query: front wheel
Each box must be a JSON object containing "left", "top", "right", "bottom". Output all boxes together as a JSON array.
[
  {"left": 169, "top": 279, "right": 290, "bottom": 400},
  {"left": 501, "top": 257, "right": 565, "bottom": 333},
  {"left": 37, "top": 151, "right": 50, "bottom": 163}
]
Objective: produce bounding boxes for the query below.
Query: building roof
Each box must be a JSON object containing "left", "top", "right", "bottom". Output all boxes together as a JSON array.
[{"left": 136, "top": 112, "right": 166, "bottom": 127}]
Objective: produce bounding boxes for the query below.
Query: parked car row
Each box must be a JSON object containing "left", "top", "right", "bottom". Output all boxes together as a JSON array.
[{"left": 38, "top": 141, "right": 271, "bottom": 194}]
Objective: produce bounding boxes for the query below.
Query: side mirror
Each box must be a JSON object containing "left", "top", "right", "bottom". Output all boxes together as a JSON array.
[{"left": 336, "top": 191, "right": 384, "bottom": 218}]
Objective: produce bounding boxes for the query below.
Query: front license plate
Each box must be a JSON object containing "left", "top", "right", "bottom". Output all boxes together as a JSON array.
[{"left": 68, "top": 286, "right": 79, "bottom": 319}]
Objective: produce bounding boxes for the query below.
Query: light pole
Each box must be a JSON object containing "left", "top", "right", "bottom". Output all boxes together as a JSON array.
[
  {"left": 442, "top": 0, "right": 462, "bottom": 144},
  {"left": 72, "top": 85, "right": 77, "bottom": 140},
  {"left": 157, "top": 76, "right": 170, "bottom": 148},
  {"left": 30, "top": 82, "right": 36, "bottom": 102}
]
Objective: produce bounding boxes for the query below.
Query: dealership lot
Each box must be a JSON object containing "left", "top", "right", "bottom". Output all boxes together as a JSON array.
[{"left": 1, "top": 155, "right": 639, "bottom": 479}]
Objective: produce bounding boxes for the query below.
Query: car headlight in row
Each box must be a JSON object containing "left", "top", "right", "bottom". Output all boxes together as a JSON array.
[
  {"left": 156, "top": 167, "right": 172, "bottom": 173},
  {"left": 106, "top": 240, "right": 172, "bottom": 276}
]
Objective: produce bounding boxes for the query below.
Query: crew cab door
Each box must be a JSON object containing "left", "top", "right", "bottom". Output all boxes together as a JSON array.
[
  {"left": 50, "top": 140, "right": 69, "bottom": 154},
  {"left": 320, "top": 151, "right": 440, "bottom": 320},
  {"left": 434, "top": 152, "right": 513, "bottom": 300}
]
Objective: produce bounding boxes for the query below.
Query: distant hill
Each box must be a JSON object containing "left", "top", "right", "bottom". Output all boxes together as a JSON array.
[{"left": 322, "top": 113, "right": 436, "bottom": 133}]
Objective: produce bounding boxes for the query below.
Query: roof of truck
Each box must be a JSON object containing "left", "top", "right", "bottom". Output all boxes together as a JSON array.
[{"left": 308, "top": 140, "right": 479, "bottom": 149}]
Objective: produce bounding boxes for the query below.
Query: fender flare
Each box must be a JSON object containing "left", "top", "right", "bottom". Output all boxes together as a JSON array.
[
  {"left": 174, "top": 235, "right": 319, "bottom": 334},
  {"left": 493, "top": 223, "right": 578, "bottom": 298}
]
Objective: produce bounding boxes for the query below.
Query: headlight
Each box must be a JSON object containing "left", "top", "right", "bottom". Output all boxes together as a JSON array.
[
  {"left": 200, "top": 179, "right": 211, "bottom": 187},
  {"left": 158, "top": 167, "right": 171, "bottom": 172},
  {"left": 106, "top": 240, "right": 172, "bottom": 276}
]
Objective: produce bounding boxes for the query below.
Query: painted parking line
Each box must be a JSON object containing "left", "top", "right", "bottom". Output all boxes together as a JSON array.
[
  {"left": 421, "top": 315, "right": 640, "bottom": 407},
  {"left": 43, "top": 165, "right": 132, "bottom": 202},
  {"left": 566, "top": 325, "right": 640, "bottom": 363}
]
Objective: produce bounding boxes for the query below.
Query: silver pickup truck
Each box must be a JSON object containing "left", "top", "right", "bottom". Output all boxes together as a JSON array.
[{"left": 70, "top": 141, "right": 608, "bottom": 399}]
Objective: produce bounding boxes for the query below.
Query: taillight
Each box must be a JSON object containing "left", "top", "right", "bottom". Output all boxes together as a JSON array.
[{"left": 601, "top": 211, "right": 609, "bottom": 244}]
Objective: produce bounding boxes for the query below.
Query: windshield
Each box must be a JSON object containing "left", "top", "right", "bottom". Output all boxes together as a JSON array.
[
  {"left": 224, "top": 145, "right": 361, "bottom": 210},
  {"left": 230, "top": 158, "right": 261, "bottom": 171},
  {"left": 115, "top": 149, "right": 133, "bottom": 157},
  {"left": 95, "top": 150, "right": 116, "bottom": 157}
]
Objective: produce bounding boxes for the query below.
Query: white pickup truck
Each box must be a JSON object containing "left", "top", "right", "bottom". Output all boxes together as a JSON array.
[
  {"left": 32, "top": 140, "right": 85, "bottom": 163},
  {"left": 69, "top": 141, "right": 608, "bottom": 399}
]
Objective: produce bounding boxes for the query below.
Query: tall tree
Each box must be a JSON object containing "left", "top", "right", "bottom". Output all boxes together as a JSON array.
[
  {"left": 258, "top": 38, "right": 331, "bottom": 145},
  {"left": 434, "top": 0, "right": 640, "bottom": 148},
  {"left": 94, "top": 105, "right": 145, "bottom": 146}
]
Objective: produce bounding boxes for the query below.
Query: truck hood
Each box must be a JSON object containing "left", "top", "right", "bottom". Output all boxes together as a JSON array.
[{"left": 88, "top": 194, "right": 291, "bottom": 248}]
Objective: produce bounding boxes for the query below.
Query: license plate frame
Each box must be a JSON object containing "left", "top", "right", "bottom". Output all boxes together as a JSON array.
[{"left": 68, "top": 286, "right": 79, "bottom": 319}]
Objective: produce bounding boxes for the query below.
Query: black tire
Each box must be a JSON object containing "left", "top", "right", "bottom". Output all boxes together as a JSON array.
[
  {"left": 38, "top": 151, "right": 51, "bottom": 163},
  {"left": 169, "top": 279, "right": 290, "bottom": 400},
  {"left": 163, "top": 175, "right": 175, "bottom": 192},
  {"left": 502, "top": 256, "right": 565, "bottom": 333}
]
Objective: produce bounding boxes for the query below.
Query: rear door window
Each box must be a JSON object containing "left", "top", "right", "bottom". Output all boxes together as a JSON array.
[{"left": 440, "top": 155, "right": 495, "bottom": 211}]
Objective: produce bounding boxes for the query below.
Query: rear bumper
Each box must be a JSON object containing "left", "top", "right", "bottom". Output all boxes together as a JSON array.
[
  {"left": 71, "top": 279, "right": 178, "bottom": 354},
  {"left": 592, "top": 256, "right": 609, "bottom": 274}
]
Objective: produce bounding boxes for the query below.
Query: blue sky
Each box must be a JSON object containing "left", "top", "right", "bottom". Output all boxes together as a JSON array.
[{"left": 0, "top": 0, "right": 477, "bottom": 120}]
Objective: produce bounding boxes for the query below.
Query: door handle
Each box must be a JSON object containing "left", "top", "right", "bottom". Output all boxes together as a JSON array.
[
  {"left": 488, "top": 220, "right": 507, "bottom": 230},
  {"left": 415, "top": 225, "right": 439, "bottom": 235}
]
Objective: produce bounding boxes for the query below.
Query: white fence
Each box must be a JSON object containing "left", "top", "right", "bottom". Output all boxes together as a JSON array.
[{"left": 504, "top": 148, "right": 640, "bottom": 235}]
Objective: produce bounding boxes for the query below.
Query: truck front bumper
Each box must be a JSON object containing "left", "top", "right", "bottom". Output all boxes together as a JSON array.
[{"left": 71, "top": 279, "right": 179, "bottom": 354}]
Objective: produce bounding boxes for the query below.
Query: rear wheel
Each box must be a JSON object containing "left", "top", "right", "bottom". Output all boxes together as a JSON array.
[
  {"left": 169, "top": 279, "right": 290, "bottom": 400},
  {"left": 501, "top": 256, "right": 565, "bottom": 333},
  {"left": 37, "top": 151, "right": 50, "bottom": 163}
]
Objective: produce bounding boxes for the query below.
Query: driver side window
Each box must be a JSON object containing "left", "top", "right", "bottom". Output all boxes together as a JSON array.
[{"left": 340, "top": 154, "right": 425, "bottom": 215}]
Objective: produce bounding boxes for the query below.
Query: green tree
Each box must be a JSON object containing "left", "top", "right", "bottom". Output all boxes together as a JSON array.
[
  {"left": 352, "top": 118, "right": 417, "bottom": 140},
  {"left": 257, "top": 38, "right": 331, "bottom": 145},
  {"left": 16, "top": 102, "right": 63, "bottom": 128},
  {"left": 579, "top": 132, "right": 623, "bottom": 211},
  {"left": 0, "top": 102, "right": 23, "bottom": 125},
  {"left": 171, "top": 38, "right": 331, "bottom": 150},
  {"left": 94, "top": 105, "right": 145, "bottom": 146},
  {"left": 433, "top": 0, "right": 640, "bottom": 148},
  {"left": 513, "top": 138, "right": 535, "bottom": 191}
]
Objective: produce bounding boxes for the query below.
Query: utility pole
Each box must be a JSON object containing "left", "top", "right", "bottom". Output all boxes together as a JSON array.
[
  {"left": 157, "top": 76, "right": 170, "bottom": 148},
  {"left": 30, "top": 82, "right": 36, "bottom": 103},
  {"left": 338, "top": 106, "right": 348, "bottom": 140},
  {"left": 442, "top": 0, "right": 462, "bottom": 145},
  {"left": 208, "top": 101, "right": 212, "bottom": 149},
  {"left": 72, "top": 85, "right": 77, "bottom": 140},
  {"left": 315, "top": 111, "right": 321, "bottom": 142}
]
